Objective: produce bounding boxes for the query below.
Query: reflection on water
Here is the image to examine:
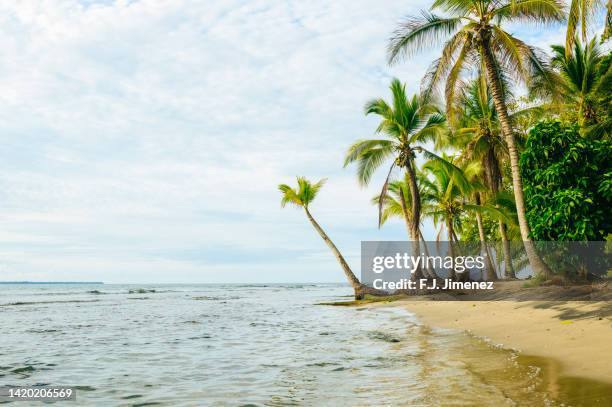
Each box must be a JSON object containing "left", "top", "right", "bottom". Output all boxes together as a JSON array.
[{"left": 0, "top": 283, "right": 610, "bottom": 406}]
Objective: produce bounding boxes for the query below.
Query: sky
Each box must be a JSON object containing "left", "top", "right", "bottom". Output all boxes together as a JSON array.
[{"left": 0, "top": 0, "right": 580, "bottom": 283}]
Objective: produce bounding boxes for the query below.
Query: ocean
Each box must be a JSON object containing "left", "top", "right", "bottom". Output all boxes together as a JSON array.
[{"left": 0, "top": 283, "right": 608, "bottom": 406}]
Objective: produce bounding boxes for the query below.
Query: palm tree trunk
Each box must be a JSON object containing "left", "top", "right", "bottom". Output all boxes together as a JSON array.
[
  {"left": 475, "top": 194, "right": 498, "bottom": 281},
  {"left": 498, "top": 221, "right": 516, "bottom": 279},
  {"left": 405, "top": 161, "right": 424, "bottom": 280},
  {"left": 446, "top": 221, "right": 458, "bottom": 281},
  {"left": 419, "top": 230, "right": 438, "bottom": 280},
  {"left": 484, "top": 153, "right": 515, "bottom": 279},
  {"left": 480, "top": 33, "right": 551, "bottom": 278},
  {"left": 304, "top": 207, "right": 379, "bottom": 299}
]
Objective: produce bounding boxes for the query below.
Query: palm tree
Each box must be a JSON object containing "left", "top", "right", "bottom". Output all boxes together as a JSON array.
[
  {"left": 387, "top": 0, "right": 564, "bottom": 276},
  {"left": 372, "top": 176, "right": 439, "bottom": 280},
  {"left": 422, "top": 156, "right": 499, "bottom": 280},
  {"left": 453, "top": 78, "right": 516, "bottom": 278},
  {"left": 371, "top": 176, "right": 429, "bottom": 241},
  {"left": 278, "top": 177, "right": 379, "bottom": 299},
  {"left": 344, "top": 78, "right": 466, "bottom": 278},
  {"left": 551, "top": 37, "right": 603, "bottom": 126}
]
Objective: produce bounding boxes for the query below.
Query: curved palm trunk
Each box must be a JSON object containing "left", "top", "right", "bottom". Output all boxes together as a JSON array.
[
  {"left": 474, "top": 193, "right": 498, "bottom": 281},
  {"left": 480, "top": 33, "right": 551, "bottom": 278},
  {"left": 405, "top": 162, "right": 424, "bottom": 280},
  {"left": 304, "top": 207, "right": 380, "bottom": 299}
]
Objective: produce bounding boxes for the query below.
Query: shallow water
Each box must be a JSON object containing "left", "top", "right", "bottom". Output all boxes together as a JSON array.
[{"left": 1, "top": 283, "right": 610, "bottom": 406}]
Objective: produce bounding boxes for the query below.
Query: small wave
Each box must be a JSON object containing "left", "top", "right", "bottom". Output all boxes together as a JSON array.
[
  {"left": 128, "top": 289, "right": 156, "bottom": 294},
  {"left": 193, "top": 296, "right": 240, "bottom": 301},
  {"left": 2, "top": 362, "right": 42, "bottom": 379},
  {"left": 122, "top": 394, "right": 143, "bottom": 400},
  {"left": 74, "top": 386, "right": 96, "bottom": 391},
  {"left": 0, "top": 299, "right": 100, "bottom": 307},
  {"left": 367, "top": 331, "right": 402, "bottom": 343},
  {"left": 26, "top": 329, "right": 62, "bottom": 334},
  {"left": 306, "top": 362, "right": 340, "bottom": 367}
]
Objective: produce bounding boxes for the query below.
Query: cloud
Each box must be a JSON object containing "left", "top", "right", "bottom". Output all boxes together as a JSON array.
[{"left": 0, "top": 0, "right": 567, "bottom": 282}]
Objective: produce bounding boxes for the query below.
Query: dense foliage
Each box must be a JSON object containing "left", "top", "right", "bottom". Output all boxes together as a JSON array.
[{"left": 520, "top": 120, "right": 612, "bottom": 240}]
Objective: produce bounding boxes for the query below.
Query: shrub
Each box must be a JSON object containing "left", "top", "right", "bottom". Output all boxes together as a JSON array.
[{"left": 520, "top": 120, "right": 612, "bottom": 240}]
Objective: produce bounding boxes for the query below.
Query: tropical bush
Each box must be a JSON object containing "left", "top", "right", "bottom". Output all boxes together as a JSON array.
[{"left": 520, "top": 120, "right": 612, "bottom": 240}]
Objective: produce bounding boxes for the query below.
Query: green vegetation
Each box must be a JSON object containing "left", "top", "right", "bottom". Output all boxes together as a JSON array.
[
  {"left": 521, "top": 120, "right": 611, "bottom": 241},
  {"left": 279, "top": 0, "right": 610, "bottom": 286}
]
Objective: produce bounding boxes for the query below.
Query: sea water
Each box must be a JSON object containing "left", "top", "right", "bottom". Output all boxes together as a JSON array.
[{"left": 1, "top": 283, "right": 610, "bottom": 406}]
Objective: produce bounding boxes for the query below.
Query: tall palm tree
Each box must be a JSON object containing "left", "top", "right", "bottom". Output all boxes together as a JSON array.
[
  {"left": 453, "top": 78, "right": 516, "bottom": 278},
  {"left": 279, "top": 177, "right": 379, "bottom": 299},
  {"left": 344, "top": 78, "right": 466, "bottom": 278},
  {"left": 551, "top": 37, "right": 603, "bottom": 126},
  {"left": 387, "top": 0, "right": 564, "bottom": 276}
]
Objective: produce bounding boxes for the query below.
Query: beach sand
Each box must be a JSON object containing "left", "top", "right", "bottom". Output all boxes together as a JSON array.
[{"left": 395, "top": 299, "right": 612, "bottom": 383}]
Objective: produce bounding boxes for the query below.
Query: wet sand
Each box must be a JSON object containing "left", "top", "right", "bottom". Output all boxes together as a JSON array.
[
  {"left": 396, "top": 299, "right": 612, "bottom": 383},
  {"left": 360, "top": 282, "right": 612, "bottom": 405}
]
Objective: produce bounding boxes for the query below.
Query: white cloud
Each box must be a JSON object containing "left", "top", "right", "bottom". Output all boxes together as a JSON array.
[{"left": 0, "top": 0, "right": 566, "bottom": 282}]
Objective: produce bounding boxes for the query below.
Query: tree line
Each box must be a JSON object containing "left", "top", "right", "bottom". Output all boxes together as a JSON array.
[{"left": 279, "top": 0, "right": 611, "bottom": 298}]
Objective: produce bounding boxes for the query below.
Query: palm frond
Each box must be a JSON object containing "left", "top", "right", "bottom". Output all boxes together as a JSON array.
[
  {"left": 493, "top": 0, "right": 566, "bottom": 24},
  {"left": 444, "top": 39, "right": 473, "bottom": 124},
  {"left": 388, "top": 12, "right": 462, "bottom": 64},
  {"left": 421, "top": 31, "right": 468, "bottom": 102},
  {"left": 431, "top": 0, "right": 475, "bottom": 16},
  {"left": 344, "top": 139, "right": 394, "bottom": 167},
  {"left": 420, "top": 149, "right": 472, "bottom": 193},
  {"left": 278, "top": 183, "right": 302, "bottom": 208}
]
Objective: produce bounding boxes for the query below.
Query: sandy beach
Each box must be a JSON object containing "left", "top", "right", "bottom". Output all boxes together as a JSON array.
[
  {"left": 373, "top": 284, "right": 612, "bottom": 384},
  {"left": 399, "top": 300, "right": 611, "bottom": 381}
]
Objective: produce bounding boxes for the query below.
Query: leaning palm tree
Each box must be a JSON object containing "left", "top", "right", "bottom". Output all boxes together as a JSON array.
[
  {"left": 387, "top": 0, "right": 564, "bottom": 276},
  {"left": 344, "top": 78, "right": 466, "bottom": 278},
  {"left": 551, "top": 37, "right": 603, "bottom": 126},
  {"left": 279, "top": 177, "right": 379, "bottom": 299}
]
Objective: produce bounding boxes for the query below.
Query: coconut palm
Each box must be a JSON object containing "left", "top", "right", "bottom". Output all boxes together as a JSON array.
[
  {"left": 452, "top": 78, "right": 516, "bottom": 278},
  {"left": 278, "top": 177, "right": 379, "bottom": 299},
  {"left": 387, "top": 0, "right": 564, "bottom": 276},
  {"left": 344, "top": 78, "right": 466, "bottom": 278},
  {"left": 372, "top": 176, "right": 439, "bottom": 280},
  {"left": 551, "top": 37, "right": 603, "bottom": 126},
  {"left": 421, "top": 156, "right": 501, "bottom": 280},
  {"left": 371, "top": 175, "right": 429, "bottom": 239}
]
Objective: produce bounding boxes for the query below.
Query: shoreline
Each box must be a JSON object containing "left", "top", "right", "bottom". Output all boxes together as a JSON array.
[{"left": 373, "top": 297, "right": 612, "bottom": 384}]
